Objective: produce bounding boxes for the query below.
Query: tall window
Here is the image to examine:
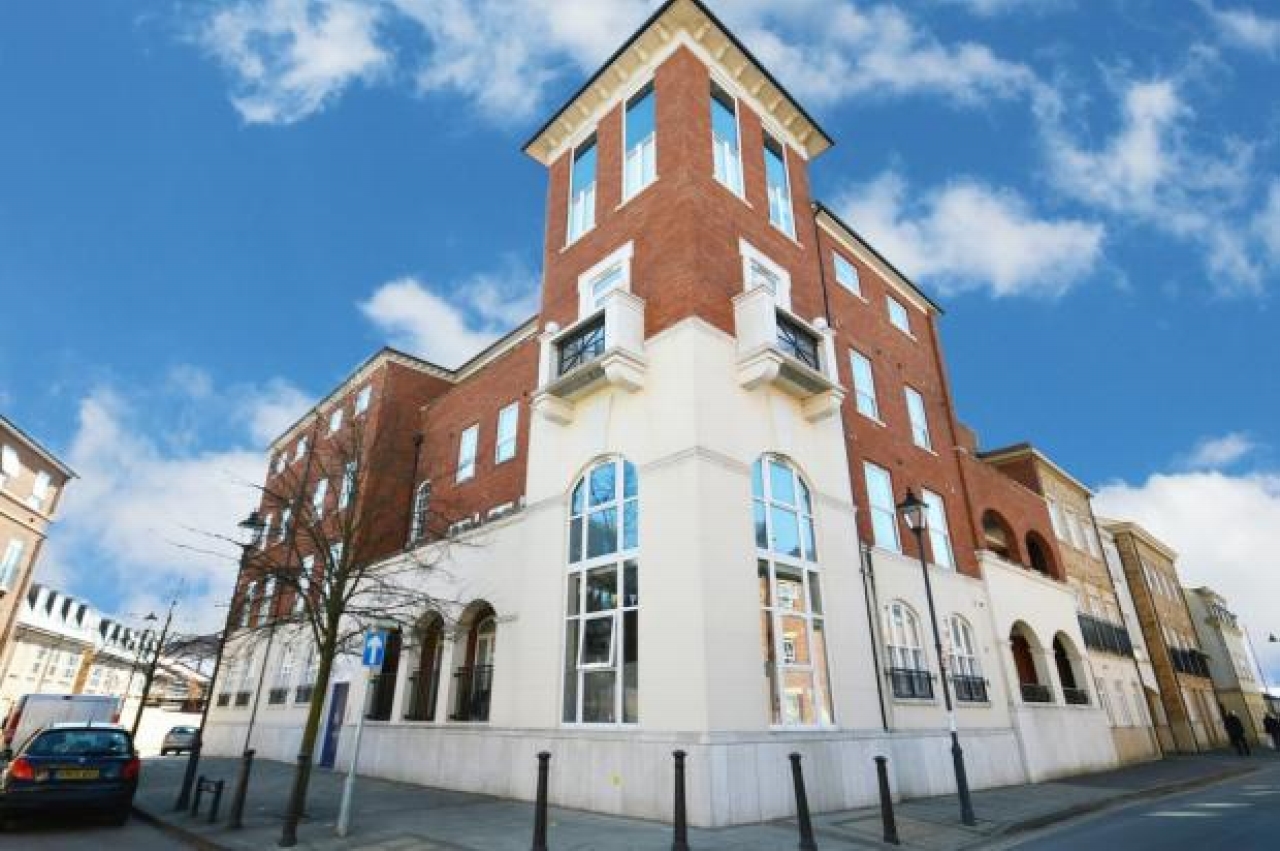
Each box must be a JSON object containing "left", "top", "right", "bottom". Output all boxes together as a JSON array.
[
  {"left": 0, "top": 540, "right": 24, "bottom": 591},
  {"left": 568, "top": 134, "right": 597, "bottom": 243},
  {"left": 495, "top": 403, "right": 519, "bottom": 463},
  {"left": 259, "top": 514, "right": 273, "bottom": 549},
  {"left": 885, "top": 601, "right": 926, "bottom": 671},
  {"left": 834, "top": 254, "right": 861, "bottom": 296},
  {"left": 294, "top": 436, "right": 308, "bottom": 461},
  {"left": 328, "top": 407, "right": 343, "bottom": 434},
  {"left": 339, "top": 461, "right": 356, "bottom": 510},
  {"left": 29, "top": 472, "right": 51, "bottom": 511},
  {"left": 0, "top": 445, "right": 18, "bottom": 484},
  {"left": 623, "top": 83, "right": 656, "bottom": 199},
  {"left": 849, "top": 350, "right": 879, "bottom": 420},
  {"left": 296, "top": 555, "right": 314, "bottom": 614},
  {"left": 277, "top": 508, "right": 291, "bottom": 543},
  {"left": 409, "top": 482, "right": 431, "bottom": 544},
  {"left": 355, "top": 385, "right": 372, "bottom": 415},
  {"left": 456, "top": 425, "right": 478, "bottom": 483},
  {"left": 312, "top": 478, "right": 329, "bottom": 516},
  {"left": 753, "top": 456, "right": 834, "bottom": 726},
  {"left": 710, "top": 82, "right": 743, "bottom": 196},
  {"left": 863, "top": 462, "right": 901, "bottom": 553},
  {"left": 763, "top": 133, "right": 794, "bottom": 237},
  {"left": 887, "top": 296, "right": 911, "bottom": 334},
  {"left": 564, "top": 458, "right": 638, "bottom": 724},
  {"left": 904, "top": 387, "right": 932, "bottom": 450},
  {"left": 257, "top": 577, "right": 275, "bottom": 624},
  {"left": 921, "top": 489, "right": 955, "bottom": 569},
  {"left": 949, "top": 616, "right": 981, "bottom": 679}
]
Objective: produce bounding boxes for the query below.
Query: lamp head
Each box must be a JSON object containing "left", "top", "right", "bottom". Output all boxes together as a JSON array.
[{"left": 897, "top": 489, "right": 927, "bottom": 533}]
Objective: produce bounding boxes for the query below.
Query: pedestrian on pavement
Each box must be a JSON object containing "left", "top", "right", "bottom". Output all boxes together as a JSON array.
[
  {"left": 1224, "top": 711, "right": 1250, "bottom": 756},
  {"left": 1264, "top": 714, "right": 1280, "bottom": 751}
]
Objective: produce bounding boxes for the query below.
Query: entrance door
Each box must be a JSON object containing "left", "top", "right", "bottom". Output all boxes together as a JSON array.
[{"left": 319, "top": 682, "right": 348, "bottom": 769}]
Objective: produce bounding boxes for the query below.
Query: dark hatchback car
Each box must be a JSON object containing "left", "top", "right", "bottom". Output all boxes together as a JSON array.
[{"left": 0, "top": 723, "right": 139, "bottom": 826}]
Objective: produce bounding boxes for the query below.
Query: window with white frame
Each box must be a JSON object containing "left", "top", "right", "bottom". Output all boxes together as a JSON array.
[
  {"left": 834, "top": 253, "right": 861, "bottom": 296},
  {"left": 312, "top": 478, "right": 328, "bottom": 516},
  {"left": 885, "top": 601, "right": 926, "bottom": 671},
  {"left": 239, "top": 582, "right": 255, "bottom": 628},
  {"left": 577, "top": 241, "right": 633, "bottom": 317},
  {"left": 623, "top": 83, "right": 656, "bottom": 199},
  {"left": 863, "top": 462, "right": 901, "bottom": 553},
  {"left": 29, "top": 471, "right": 51, "bottom": 511},
  {"left": 887, "top": 296, "right": 911, "bottom": 334},
  {"left": 1114, "top": 677, "right": 1133, "bottom": 725},
  {"left": 297, "top": 644, "right": 318, "bottom": 703},
  {"left": 409, "top": 482, "right": 431, "bottom": 544},
  {"left": 568, "top": 134, "right": 598, "bottom": 243},
  {"left": 456, "top": 425, "right": 478, "bottom": 482},
  {"left": 339, "top": 461, "right": 356, "bottom": 510},
  {"left": 948, "top": 615, "right": 981, "bottom": 678},
  {"left": 328, "top": 407, "right": 344, "bottom": 434},
  {"left": 273, "top": 644, "right": 295, "bottom": 693},
  {"left": 1096, "top": 676, "right": 1115, "bottom": 724},
  {"left": 922, "top": 489, "right": 955, "bottom": 570},
  {"left": 296, "top": 556, "right": 314, "bottom": 614},
  {"left": 740, "top": 239, "right": 791, "bottom": 308},
  {"left": 495, "top": 403, "right": 519, "bottom": 463},
  {"left": 710, "top": 81, "right": 743, "bottom": 196},
  {"left": 355, "top": 385, "right": 372, "bottom": 415},
  {"left": 904, "top": 386, "right": 932, "bottom": 450},
  {"left": 329, "top": 541, "right": 343, "bottom": 569},
  {"left": 273, "top": 454, "right": 285, "bottom": 475},
  {"left": 259, "top": 514, "right": 273, "bottom": 549},
  {"left": 0, "top": 539, "right": 25, "bottom": 591},
  {"left": 849, "top": 350, "right": 879, "bottom": 420},
  {"left": 294, "top": 436, "right": 307, "bottom": 462},
  {"left": 1048, "top": 499, "right": 1067, "bottom": 541},
  {"left": 754, "top": 456, "right": 834, "bottom": 726},
  {"left": 277, "top": 508, "right": 291, "bottom": 543},
  {"left": 1085, "top": 522, "right": 1102, "bottom": 558},
  {"left": 0, "top": 445, "right": 19, "bottom": 485},
  {"left": 564, "top": 457, "right": 638, "bottom": 724},
  {"left": 763, "top": 132, "right": 795, "bottom": 237},
  {"left": 258, "top": 577, "right": 275, "bottom": 623}
]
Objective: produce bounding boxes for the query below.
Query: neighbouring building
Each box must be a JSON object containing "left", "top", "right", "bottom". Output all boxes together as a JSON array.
[
  {"left": 1104, "top": 520, "right": 1226, "bottom": 753},
  {"left": 208, "top": 0, "right": 1131, "bottom": 826},
  {"left": 983, "top": 445, "right": 1161, "bottom": 764},
  {"left": 1184, "top": 586, "right": 1269, "bottom": 746},
  {"left": 0, "top": 415, "right": 75, "bottom": 670}
]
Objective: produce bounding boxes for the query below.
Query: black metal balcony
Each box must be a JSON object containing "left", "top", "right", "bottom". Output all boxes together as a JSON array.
[
  {"left": 267, "top": 687, "right": 288, "bottom": 705},
  {"left": 1168, "top": 646, "right": 1211, "bottom": 678},
  {"left": 775, "top": 313, "right": 820, "bottom": 371},
  {"left": 1020, "top": 682, "right": 1053, "bottom": 703},
  {"left": 887, "top": 667, "right": 934, "bottom": 700},
  {"left": 365, "top": 673, "right": 397, "bottom": 721},
  {"left": 294, "top": 684, "right": 315, "bottom": 704},
  {"left": 234, "top": 691, "right": 251, "bottom": 707},
  {"left": 1078, "top": 614, "right": 1134, "bottom": 657},
  {"left": 403, "top": 671, "right": 439, "bottom": 722},
  {"left": 1063, "top": 687, "right": 1090, "bottom": 705},
  {"left": 449, "top": 665, "right": 493, "bottom": 722},
  {"left": 952, "top": 674, "right": 989, "bottom": 703},
  {"left": 215, "top": 693, "right": 231, "bottom": 707},
  {"left": 556, "top": 316, "right": 606, "bottom": 377}
]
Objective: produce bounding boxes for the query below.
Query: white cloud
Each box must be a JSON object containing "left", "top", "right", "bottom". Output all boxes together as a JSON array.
[
  {"left": 837, "top": 171, "right": 1104, "bottom": 298},
  {"left": 1182, "top": 432, "right": 1261, "bottom": 470},
  {"left": 199, "top": 0, "right": 390, "bottom": 124},
  {"left": 1095, "top": 470, "right": 1280, "bottom": 684},
  {"left": 1199, "top": 2, "right": 1280, "bottom": 56},
  {"left": 1255, "top": 180, "right": 1280, "bottom": 262},
  {"left": 935, "top": 0, "right": 1067, "bottom": 16},
  {"left": 359, "top": 263, "right": 538, "bottom": 367},
  {"left": 241, "top": 378, "right": 314, "bottom": 445}
]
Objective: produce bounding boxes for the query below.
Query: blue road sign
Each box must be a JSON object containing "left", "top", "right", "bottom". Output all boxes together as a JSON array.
[{"left": 361, "top": 630, "right": 387, "bottom": 668}]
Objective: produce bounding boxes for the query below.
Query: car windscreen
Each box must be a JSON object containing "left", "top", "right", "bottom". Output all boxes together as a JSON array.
[{"left": 25, "top": 730, "right": 132, "bottom": 758}]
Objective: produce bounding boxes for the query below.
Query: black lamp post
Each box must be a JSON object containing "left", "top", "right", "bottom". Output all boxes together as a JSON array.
[
  {"left": 896, "top": 488, "right": 976, "bottom": 826},
  {"left": 175, "top": 509, "right": 265, "bottom": 811},
  {"left": 131, "top": 599, "right": 177, "bottom": 741}
]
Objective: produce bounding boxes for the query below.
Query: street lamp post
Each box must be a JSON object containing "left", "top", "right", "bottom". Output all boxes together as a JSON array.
[
  {"left": 131, "top": 597, "right": 178, "bottom": 741},
  {"left": 176, "top": 510, "right": 265, "bottom": 810},
  {"left": 897, "top": 489, "right": 976, "bottom": 826}
]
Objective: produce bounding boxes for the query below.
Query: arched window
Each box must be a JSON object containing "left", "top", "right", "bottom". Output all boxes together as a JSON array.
[
  {"left": 406, "top": 613, "right": 444, "bottom": 722},
  {"left": 409, "top": 482, "right": 431, "bottom": 544},
  {"left": 884, "top": 600, "right": 932, "bottom": 699},
  {"left": 451, "top": 603, "right": 496, "bottom": 722},
  {"left": 564, "top": 458, "right": 639, "bottom": 724},
  {"left": 754, "top": 456, "right": 833, "bottom": 726},
  {"left": 949, "top": 615, "right": 986, "bottom": 703},
  {"left": 1026, "top": 533, "right": 1054, "bottom": 577},
  {"left": 982, "top": 510, "right": 1016, "bottom": 561}
]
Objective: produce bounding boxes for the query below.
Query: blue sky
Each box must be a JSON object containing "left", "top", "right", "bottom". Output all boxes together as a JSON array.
[{"left": 2, "top": 1, "right": 1279, "bottom": 676}]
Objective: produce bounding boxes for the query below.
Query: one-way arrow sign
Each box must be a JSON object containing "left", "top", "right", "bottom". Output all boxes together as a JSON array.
[{"left": 362, "top": 630, "right": 387, "bottom": 668}]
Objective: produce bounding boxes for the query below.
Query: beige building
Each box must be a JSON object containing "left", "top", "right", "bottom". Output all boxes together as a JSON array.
[
  {"left": 1184, "top": 586, "right": 1270, "bottom": 747},
  {"left": 985, "top": 446, "right": 1161, "bottom": 764},
  {"left": 0, "top": 415, "right": 75, "bottom": 671},
  {"left": 1105, "top": 521, "right": 1226, "bottom": 753}
]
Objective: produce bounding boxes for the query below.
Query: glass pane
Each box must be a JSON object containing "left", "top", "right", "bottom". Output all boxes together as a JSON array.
[
  {"left": 586, "top": 567, "right": 617, "bottom": 612},
  {"left": 589, "top": 463, "right": 616, "bottom": 506},
  {"left": 754, "top": 501, "right": 768, "bottom": 550},
  {"left": 808, "top": 572, "right": 823, "bottom": 615},
  {"left": 623, "top": 461, "right": 637, "bottom": 499},
  {"left": 751, "top": 459, "right": 764, "bottom": 499},
  {"left": 770, "top": 505, "right": 801, "bottom": 559},
  {"left": 801, "top": 517, "right": 817, "bottom": 562},
  {"left": 569, "top": 517, "right": 583, "bottom": 563},
  {"left": 566, "top": 574, "right": 580, "bottom": 616},
  {"left": 626, "top": 87, "right": 655, "bottom": 149},
  {"left": 776, "top": 568, "right": 805, "bottom": 612},
  {"left": 762, "top": 611, "right": 779, "bottom": 724},
  {"left": 623, "top": 499, "right": 638, "bottom": 551},
  {"left": 781, "top": 671, "right": 816, "bottom": 725},
  {"left": 813, "top": 620, "right": 835, "bottom": 725},
  {"left": 624, "top": 560, "right": 638, "bottom": 607},
  {"left": 571, "top": 480, "right": 585, "bottom": 515},
  {"left": 798, "top": 479, "right": 813, "bottom": 514},
  {"left": 623, "top": 610, "right": 638, "bottom": 723},
  {"left": 571, "top": 139, "right": 597, "bottom": 193},
  {"left": 582, "top": 670, "right": 616, "bottom": 723},
  {"left": 769, "top": 460, "right": 796, "bottom": 506},
  {"left": 711, "top": 87, "right": 738, "bottom": 145},
  {"left": 562, "top": 621, "right": 579, "bottom": 723},
  {"left": 580, "top": 617, "right": 614, "bottom": 666},
  {"left": 780, "top": 616, "right": 809, "bottom": 664},
  {"left": 758, "top": 560, "right": 772, "bottom": 607},
  {"left": 587, "top": 508, "right": 618, "bottom": 558}
]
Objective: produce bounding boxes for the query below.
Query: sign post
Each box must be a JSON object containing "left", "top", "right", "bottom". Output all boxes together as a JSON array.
[{"left": 336, "top": 628, "right": 388, "bottom": 838}]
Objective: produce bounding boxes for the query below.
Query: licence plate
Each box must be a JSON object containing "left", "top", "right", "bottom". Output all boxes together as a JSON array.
[{"left": 56, "top": 769, "right": 100, "bottom": 780}]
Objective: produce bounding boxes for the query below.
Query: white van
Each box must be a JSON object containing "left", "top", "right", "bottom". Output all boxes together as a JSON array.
[{"left": 2, "top": 694, "right": 122, "bottom": 752}]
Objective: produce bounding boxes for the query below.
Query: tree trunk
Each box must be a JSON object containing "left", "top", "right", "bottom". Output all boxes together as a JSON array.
[{"left": 279, "top": 621, "right": 341, "bottom": 845}]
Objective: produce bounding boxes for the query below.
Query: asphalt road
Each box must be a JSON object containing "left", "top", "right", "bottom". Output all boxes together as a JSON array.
[
  {"left": 1006, "top": 758, "right": 1280, "bottom": 850},
  {"left": 0, "top": 812, "right": 191, "bottom": 849}
]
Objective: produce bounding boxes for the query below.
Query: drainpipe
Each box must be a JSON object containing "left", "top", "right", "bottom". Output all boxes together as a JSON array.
[{"left": 860, "top": 543, "right": 889, "bottom": 732}]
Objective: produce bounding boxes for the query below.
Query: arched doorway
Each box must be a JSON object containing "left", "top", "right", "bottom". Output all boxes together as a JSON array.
[
  {"left": 405, "top": 613, "right": 444, "bottom": 721},
  {"left": 982, "top": 510, "right": 1019, "bottom": 562},
  {"left": 450, "top": 602, "right": 495, "bottom": 722},
  {"left": 1010, "top": 622, "right": 1051, "bottom": 703},
  {"left": 1053, "top": 634, "right": 1088, "bottom": 704},
  {"left": 1026, "top": 532, "right": 1055, "bottom": 578},
  {"left": 366, "top": 628, "right": 402, "bottom": 721}
]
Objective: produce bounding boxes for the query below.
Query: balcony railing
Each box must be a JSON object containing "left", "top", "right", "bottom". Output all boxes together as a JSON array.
[
  {"left": 294, "top": 684, "right": 315, "bottom": 704},
  {"left": 1078, "top": 614, "right": 1134, "bottom": 657},
  {"left": 887, "top": 667, "right": 934, "bottom": 700},
  {"left": 1063, "top": 687, "right": 1090, "bottom": 706},
  {"left": 556, "top": 315, "right": 606, "bottom": 376},
  {"left": 1020, "top": 682, "right": 1053, "bottom": 703},
  {"left": 234, "top": 691, "right": 251, "bottom": 707},
  {"left": 952, "top": 674, "right": 989, "bottom": 703},
  {"left": 215, "top": 693, "right": 231, "bottom": 708},
  {"left": 733, "top": 286, "right": 843, "bottom": 422},
  {"left": 775, "top": 313, "right": 820, "bottom": 371},
  {"left": 449, "top": 665, "right": 494, "bottom": 722},
  {"left": 534, "top": 292, "right": 647, "bottom": 424},
  {"left": 267, "top": 687, "right": 288, "bottom": 705},
  {"left": 1169, "top": 646, "right": 1211, "bottom": 678},
  {"left": 365, "top": 673, "right": 397, "bottom": 721},
  {"left": 403, "top": 671, "right": 439, "bottom": 722}
]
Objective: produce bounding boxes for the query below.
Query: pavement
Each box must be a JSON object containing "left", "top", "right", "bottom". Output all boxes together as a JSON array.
[
  {"left": 0, "top": 812, "right": 180, "bottom": 850},
  {"left": 130, "top": 749, "right": 1275, "bottom": 850}
]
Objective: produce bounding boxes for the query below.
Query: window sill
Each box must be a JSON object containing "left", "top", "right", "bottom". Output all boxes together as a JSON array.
[
  {"left": 561, "top": 227, "right": 596, "bottom": 254},
  {"left": 890, "top": 696, "right": 938, "bottom": 706},
  {"left": 891, "top": 326, "right": 918, "bottom": 342},
  {"left": 955, "top": 701, "right": 993, "bottom": 709},
  {"left": 855, "top": 411, "right": 886, "bottom": 428},
  {"left": 713, "top": 175, "right": 752, "bottom": 208},
  {"left": 834, "top": 286, "right": 868, "bottom": 304},
  {"left": 616, "top": 176, "right": 659, "bottom": 211},
  {"left": 913, "top": 443, "right": 938, "bottom": 457},
  {"left": 769, "top": 220, "right": 804, "bottom": 251}
]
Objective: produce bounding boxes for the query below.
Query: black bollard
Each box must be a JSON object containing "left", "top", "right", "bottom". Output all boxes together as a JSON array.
[
  {"left": 788, "top": 753, "right": 818, "bottom": 851},
  {"left": 874, "top": 757, "right": 899, "bottom": 845},
  {"left": 175, "top": 738, "right": 202, "bottom": 811},
  {"left": 531, "top": 751, "right": 551, "bottom": 851},
  {"left": 672, "top": 750, "right": 689, "bottom": 851},
  {"left": 208, "top": 779, "right": 225, "bottom": 824},
  {"left": 191, "top": 774, "right": 205, "bottom": 816},
  {"left": 228, "top": 748, "right": 256, "bottom": 829}
]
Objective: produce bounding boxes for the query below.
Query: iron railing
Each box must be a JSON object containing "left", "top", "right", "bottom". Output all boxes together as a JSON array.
[
  {"left": 1063, "top": 687, "right": 1090, "bottom": 706},
  {"left": 403, "top": 671, "right": 439, "bottom": 722},
  {"left": 449, "top": 665, "right": 494, "bottom": 722},
  {"left": 1020, "top": 683, "right": 1053, "bottom": 703},
  {"left": 365, "top": 673, "right": 397, "bottom": 721},
  {"left": 294, "top": 684, "right": 315, "bottom": 704},
  {"left": 215, "top": 693, "right": 231, "bottom": 707},
  {"left": 1169, "top": 646, "right": 1212, "bottom": 678},
  {"left": 952, "top": 674, "right": 989, "bottom": 703},
  {"left": 556, "top": 317, "right": 607, "bottom": 376},
  {"left": 233, "top": 691, "right": 251, "bottom": 707},
  {"left": 775, "top": 313, "right": 820, "bottom": 371},
  {"left": 1078, "top": 614, "right": 1134, "bottom": 657},
  {"left": 267, "top": 687, "right": 288, "bottom": 705},
  {"left": 887, "top": 667, "right": 934, "bottom": 700}
]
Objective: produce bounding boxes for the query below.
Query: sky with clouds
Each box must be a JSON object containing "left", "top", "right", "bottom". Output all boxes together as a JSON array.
[{"left": 2, "top": 0, "right": 1278, "bottom": 679}]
